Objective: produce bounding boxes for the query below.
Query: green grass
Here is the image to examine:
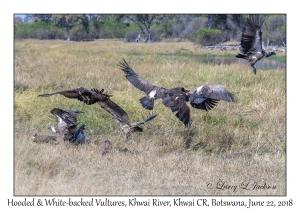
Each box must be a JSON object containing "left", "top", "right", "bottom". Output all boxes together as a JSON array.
[{"left": 14, "top": 39, "right": 286, "bottom": 195}]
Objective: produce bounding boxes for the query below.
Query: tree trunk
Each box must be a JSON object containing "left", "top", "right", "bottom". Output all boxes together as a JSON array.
[
  {"left": 146, "top": 26, "right": 151, "bottom": 43},
  {"left": 207, "top": 14, "right": 213, "bottom": 29},
  {"left": 67, "top": 26, "right": 70, "bottom": 41}
]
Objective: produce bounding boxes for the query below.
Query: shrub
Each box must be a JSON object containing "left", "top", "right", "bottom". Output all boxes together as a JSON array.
[
  {"left": 70, "top": 25, "right": 88, "bottom": 41},
  {"left": 124, "top": 31, "right": 140, "bottom": 42},
  {"left": 14, "top": 21, "right": 63, "bottom": 40},
  {"left": 191, "top": 28, "right": 223, "bottom": 46}
]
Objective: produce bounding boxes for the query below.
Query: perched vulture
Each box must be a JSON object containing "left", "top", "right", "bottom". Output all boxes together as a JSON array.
[
  {"left": 50, "top": 108, "right": 86, "bottom": 144},
  {"left": 119, "top": 59, "right": 235, "bottom": 127},
  {"left": 38, "top": 87, "right": 111, "bottom": 105},
  {"left": 236, "top": 14, "right": 276, "bottom": 74},
  {"left": 31, "top": 128, "right": 57, "bottom": 143},
  {"left": 91, "top": 88, "right": 157, "bottom": 138}
]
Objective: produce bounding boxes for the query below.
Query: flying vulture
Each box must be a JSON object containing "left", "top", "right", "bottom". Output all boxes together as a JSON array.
[
  {"left": 236, "top": 14, "right": 276, "bottom": 74},
  {"left": 91, "top": 88, "right": 157, "bottom": 138},
  {"left": 38, "top": 87, "right": 111, "bottom": 105},
  {"left": 119, "top": 59, "right": 235, "bottom": 127},
  {"left": 50, "top": 108, "right": 86, "bottom": 144}
]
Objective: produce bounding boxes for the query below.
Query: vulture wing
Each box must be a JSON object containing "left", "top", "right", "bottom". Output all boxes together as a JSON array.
[
  {"left": 130, "top": 113, "right": 157, "bottom": 127},
  {"left": 162, "top": 92, "right": 191, "bottom": 127},
  {"left": 72, "top": 124, "right": 86, "bottom": 144},
  {"left": 38, "top": 88, "right": 81, "bottom": 98},
  {"left": 189, "top": 97, "right": 219, "bottom": 111},
  {"left": 189, "top": 85, "right": 235, "bottom": 111},
  {"left": 239, "top": 14, "right": 265, "bottom": 54},
  {"left": 119, "top": 58, "right": 161, "bottom": 94},
  {"left": 193, "top": 85, "right": 235, "bottom": 102},
  {"left": 50, "top": 108, "right": 78, "bottom": 127},
  {"left": 97, "top": 97, "right": 130, "bottom": 124},
  {"left": 38, "top": 87, "right": 105, "bottom": 105}
]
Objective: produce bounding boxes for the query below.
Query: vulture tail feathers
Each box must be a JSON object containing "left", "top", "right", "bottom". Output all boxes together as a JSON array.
[
  {"left": 139, "top": 96, "right": 154, "bottom": 110},
  {"left": 144, "top": 113, "right": 157, "bottom": 123},
  {"left": 236, "top": 54, "right": 246, "bottom": 59}
]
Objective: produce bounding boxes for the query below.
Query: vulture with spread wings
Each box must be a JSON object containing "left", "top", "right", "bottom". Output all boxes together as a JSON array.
[
  {"left": 236, "top": 14, "right": 276, "bottom": 74},
  {"left": 50, "top": 108, "right": 86, "bottom": 144},
  {"left": 38, "top": 87, "right": 111, "bottom": 105},
  {"left": 119, "top": 59, "right": 235, "bottom": 127},
  {"left": 91, "top": 88, "right": 157, "bottom": 138}
]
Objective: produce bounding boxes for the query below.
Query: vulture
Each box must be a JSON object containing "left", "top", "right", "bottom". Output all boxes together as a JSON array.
[
  {"left": 50, "top": 108, "right": 86, "bottom": 144},
  {"left": 236, "top": 14, "right": 276, "bottom": 74},
  {"left": 91, "top": 88, "right": 157, "bottom": 138},
  {"left": 119, "top": 59, "right": 235, "bottom": 127},
  {"left": 31, "top": 128, "right": 57, "bottom": 143},
  {"left": 38, "top": 87, "right": 111, "bottom": 105}
]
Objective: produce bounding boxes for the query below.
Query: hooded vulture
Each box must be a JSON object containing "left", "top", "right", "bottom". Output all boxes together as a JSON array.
[
  {"left": 50, "top": 108, "right": 86, "bottom": 144},
  {"left": 119, "top": 59, "right": 235, "bottom": 127},
  {"left": 236, "top": 14, "right": 276, "bottom": 74},
  {"left": 91, "top": 88, "right": 157, "bottom": 138},
  {"left": 38, "top": 87, "right": 111, "bottom": 105}
]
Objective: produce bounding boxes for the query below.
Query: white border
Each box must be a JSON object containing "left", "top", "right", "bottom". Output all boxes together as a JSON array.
[{"left": 4, "top": 1, "right": 298, "bottom": 209}]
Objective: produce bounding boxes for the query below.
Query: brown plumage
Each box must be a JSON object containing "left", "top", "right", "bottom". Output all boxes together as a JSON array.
[
  {"left": 91, "top": 88, "right": 157, "bottom": 138},
  {"left": 119, "top": 59, "right": 235, "bottom": 127},
  {"left": 119, "top": 59, "right": 166, "bottom": 110},
  {"left": 38, "top": 87, "right": 111, "bottom": 105},
  {"left": 236, "top": 14, "right": 276, "bottom": 74},
  {"left": 50, "top": 108, "right": 86, "bottom": 144}
]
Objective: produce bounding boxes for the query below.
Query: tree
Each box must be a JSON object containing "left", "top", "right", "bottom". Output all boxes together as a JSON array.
[
  {"left": 123, "top": 15, "right": 165, "bottom": 43},
  {"left": 23, "top": 14, "right": 52, "bottom": 23},
  {"left": 52, "top": 15, "right": 86, "bottom": 41},
  {"left": 14, "top": 16, "right": 23, "bottom": 26}
]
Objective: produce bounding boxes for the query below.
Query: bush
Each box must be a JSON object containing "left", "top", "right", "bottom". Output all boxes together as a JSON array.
[
  {"left": 124, "top": 31, "right": 140, "bottom": 42},
  {"left": 97, "top": 20, "right": 129, "bottom": 39},
  {"left": 14, "top": 21, "right": 64, "bottom": 40},
  {"left": 181, "top": 17, "right": 207, "bottom": 39},
  {"left": 191, "top": 28, "right": 223, "bottom": 46},
  {"left": 70, "top": 25, "right": 88, "bottom": 41}
]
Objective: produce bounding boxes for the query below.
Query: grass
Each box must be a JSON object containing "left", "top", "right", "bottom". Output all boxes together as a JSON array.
[{"left": 14, "top": 39, "right": 286, "bottom": 195}]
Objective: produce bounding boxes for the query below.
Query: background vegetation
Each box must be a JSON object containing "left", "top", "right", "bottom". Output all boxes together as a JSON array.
[
  {"left": 14, "top": 14, "right": 286, "bottom": 47},
  {"left": 14, "top": 39, "right": 286, "bottom": 195}
]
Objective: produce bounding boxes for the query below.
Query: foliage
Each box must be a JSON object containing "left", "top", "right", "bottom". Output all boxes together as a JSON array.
[
  {"left": 14, "top": 21, "right": 65, "bottom": 39},
  {"left": 25, "top": 14, "right": 52, "bottom": 23},
  {"left": 124, "top": 30, "right": 140, "bottom": 42},
  {"left": 262, "top": 15, "right": 286, "bottom": 45},
  {"left": 98, "top": 19, "right": 129, "bottom": 39},
  {"left": 122, "top": 15, "right": 166, "bottom": 42},
  {"left": 191, "top": 28, "right": 223, "bottom": 46},
  {"left": 52, "top": 15, "right": 87, "bottom": 41},
  {"left": 14, "top": 14, "right": 286, "bottom": 46},
  {"left": 70, "top": 25, "right": 87, "bottom": 41}
]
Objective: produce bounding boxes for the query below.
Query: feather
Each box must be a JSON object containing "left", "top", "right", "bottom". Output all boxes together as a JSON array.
[
  {"left": 38, "top": 87, "right": 111, "bottom": 105},
  {"left": 236, "top": 14, "right": 276, "bottom": 74},
  {"left": 97, "top": 95, "right": 156, "bottom": 138},
  {"left": 50, "top": 108, "right": 85, "bottom": 143}
]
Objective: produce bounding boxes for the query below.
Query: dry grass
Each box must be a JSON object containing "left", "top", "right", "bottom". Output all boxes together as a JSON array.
[{"left": 14, "top": 39, "right": 286, "bottom": 196}]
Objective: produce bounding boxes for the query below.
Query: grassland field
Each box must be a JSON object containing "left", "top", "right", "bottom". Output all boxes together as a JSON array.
[{"left": 14, "top": 39, "right": 286, "bottom": 196}]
